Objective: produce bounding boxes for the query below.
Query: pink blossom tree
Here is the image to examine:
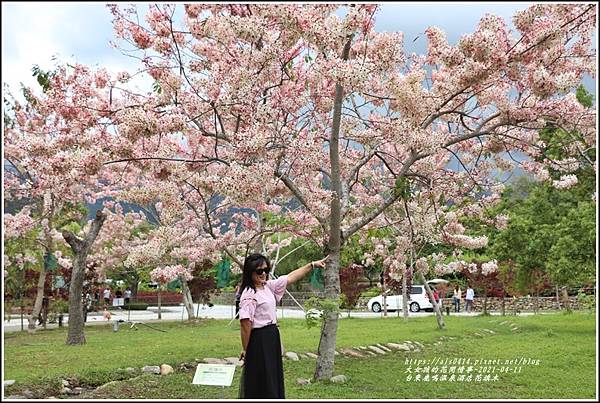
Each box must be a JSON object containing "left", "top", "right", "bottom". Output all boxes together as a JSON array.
[
  {"left": 3, "top": 69, "right": 118, "bottom": 336},
  {"left": 65, "top": 3, "right": 596, "bottom": 378},
  {"left": 149, "top": 264, "right": 192, "bottom": 319}
]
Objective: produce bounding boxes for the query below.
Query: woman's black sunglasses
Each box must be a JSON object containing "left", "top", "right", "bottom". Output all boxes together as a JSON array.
[{"left": 254, "top": 268, "right": 269, "bottom": 275}]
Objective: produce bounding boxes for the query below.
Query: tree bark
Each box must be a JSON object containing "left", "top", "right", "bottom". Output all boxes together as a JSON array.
[
  {"left": 383, "top": 275, "right": 388, "bottom": 317},
  {"left": 27, "top": 265, "right": 47, "bottom": 334},
  {"left": 402, "top": 269, "right": 408, "bottom": 321},
  {"left": 158, "top": 288, "right": 162, "bottom": 320},
  {"left": 420, "top": 272, "right": 445, "bottom": 330},
  {"left": 313, "top": 250, "right": 341, "bottom": 381},
  {"left": 63, "top": 210, "right": 107, "bottom": 345},
  {"left": 313, "top": 37, "right": 351, "bottom": 381},
  {"left": 483, "top": 293, "right": 488, "bottom": 315},
  {"left": 180, "top": 275, "right": 195, "bottom": 319}
]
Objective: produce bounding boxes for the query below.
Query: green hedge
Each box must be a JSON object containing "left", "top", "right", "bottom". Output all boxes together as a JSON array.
[{"left": 123, "top": 303, "right": 149, "bottom": 311}]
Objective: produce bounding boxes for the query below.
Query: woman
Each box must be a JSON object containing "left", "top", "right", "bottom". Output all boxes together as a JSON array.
[
  {"left": 452, "top": 285, "right": 461, "bottom": 312},
  {"left": 238, "top": 253, "right": 328, "bottom": 399}
]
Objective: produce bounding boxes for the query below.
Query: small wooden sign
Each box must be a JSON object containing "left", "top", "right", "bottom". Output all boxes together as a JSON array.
[{"left": 192, "top": 364, "right": 236, "bottom": 387}]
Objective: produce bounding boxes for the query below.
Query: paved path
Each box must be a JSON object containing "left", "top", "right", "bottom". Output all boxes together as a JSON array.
[{"left": 2, "top": 304, "right": 543, "bottom": 333}]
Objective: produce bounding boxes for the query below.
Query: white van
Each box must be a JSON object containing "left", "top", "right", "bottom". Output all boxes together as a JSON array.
[{"left": 367, "top": 285, "right": 434, "bottom": 313}]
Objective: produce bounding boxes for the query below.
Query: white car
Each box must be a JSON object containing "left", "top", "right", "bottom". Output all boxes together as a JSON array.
[{"left": 367, "top": 285, "right": 434, "bottom": 313}]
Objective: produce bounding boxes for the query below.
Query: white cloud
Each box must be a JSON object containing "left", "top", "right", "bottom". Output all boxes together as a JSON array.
[{"left": 1, "top": 2, "right": 134, "bottom": 94}]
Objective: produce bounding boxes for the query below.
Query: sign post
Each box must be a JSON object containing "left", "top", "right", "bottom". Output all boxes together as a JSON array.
[{"left": 193, "top": 364, "right": 236, "bottom": 398}]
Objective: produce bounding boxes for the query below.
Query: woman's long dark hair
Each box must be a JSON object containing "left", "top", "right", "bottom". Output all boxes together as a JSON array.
[{"left": 240, "top": 253, "right": 271, "bottom": 293}]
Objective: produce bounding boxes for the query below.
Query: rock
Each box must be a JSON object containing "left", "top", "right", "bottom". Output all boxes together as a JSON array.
[
  {"left": 202, "top": 358, "right": 227, "bottom": 365},
  {"left": 4, "top": 380, "right": 16, "bottom": 386},
  {"left": 61, "top": 387, "right": 72, "bottom": 395},
  {"left": 61, "top": 379, "right": 70, "bottom": 387},
  {"left": 365, "top": 351, "right": 376, "bottom": 356},
  {"left": 305, "top": 352, "right": 318, "bottom": 359},
  {"left": 296, "top": 378, "right": 311, "bottom": 385},
  {"left": 367, "top": 345, "right": 386, "bottom": 355},
  {"left": 330, "top": 375, "right": 347, "bottom": 383},
  {"left": 22, "top": 390, "right": 35, "bottom": 398},
  {"left": 413, "top": 341, "right": 425, "bottom": 348},
  {"left": 223, "top": 357, "right": 243, "bottom": 366},
  {"left": 387, "top": 342, "right": 411, "bottom": 351},
  {"left": 299, "top": 353, "right": 309, "bottom": 359},
  {"left": 376, "top": 344, "right": 392, "bottom": 352},
  {"left": 340, "top": 348, "right": 364, "bottom": 358},
  {"left": 66, "top": 387, "right": 82, "bottom": 395},
  {"left": 160, "top": 364, "right": 174, "bottom": 375},
  {"left": 334, "top": 350, "right": 339, "bottom": 356},
  {"left": 285, "top": 352, "right": 299, "bottom": 361},
  {"left": 142, "top": 365, "right": 161, "bottom": 374},
  {"left": 125, "top": 367, "right": 137, "bottom": 373}
]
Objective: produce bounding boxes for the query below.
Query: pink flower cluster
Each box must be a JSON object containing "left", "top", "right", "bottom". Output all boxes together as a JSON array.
[{"left": 150, "top": 264, "right": 193, "bottom": 284}]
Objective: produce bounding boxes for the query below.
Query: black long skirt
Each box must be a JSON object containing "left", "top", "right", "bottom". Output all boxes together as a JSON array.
[{"left": 239, "top": 324, "right": 285, "bottom": 399}]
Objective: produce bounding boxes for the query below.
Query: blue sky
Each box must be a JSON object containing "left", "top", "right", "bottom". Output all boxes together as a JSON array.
[{"left": 1, "top": 2, "right": 595, "bottom": 94}]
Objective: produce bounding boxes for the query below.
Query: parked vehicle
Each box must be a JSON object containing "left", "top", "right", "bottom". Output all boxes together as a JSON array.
[{"left": 367, "top": 285, "right": 433, "bottom": 313}]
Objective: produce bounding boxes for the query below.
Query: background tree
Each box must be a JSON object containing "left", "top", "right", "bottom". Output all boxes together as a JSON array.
[{"left": 339, "top": 264, "right": 369, "bottom": 317}]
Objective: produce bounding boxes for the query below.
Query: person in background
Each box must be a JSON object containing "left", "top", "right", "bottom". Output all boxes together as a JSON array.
[
  {"left": 465, "top": 284, "right": 475, "bottom": 313},
  {"left": 83, "top": 292, "right": 92, "bottom": 322},
  {"left": 452, "top": 285, "right": 462, "bottom": 312},
  {"left": 238, "top": 253, "right": 328, "bottom": 399},
  {"left": 103, "top": 287, "right": 111, "bottom": 308},
  {"left": 124, "top": 288, "right": 132, "bottom": 305}
]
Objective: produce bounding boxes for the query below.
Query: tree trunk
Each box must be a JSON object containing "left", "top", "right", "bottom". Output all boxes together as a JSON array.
[
  {"left": 561, "top": 287, "right": 571, "bottom": 311},
  {"left": 313, "top": 250, "right": 341, "bottom": 381},
  {"left": 501, "top": 296, "right": 506, "bottom": 316},
  {"left": 402, "top": 270, "right": 408, "bottom": 321},
  {"left": 27, "top": 266, "right": 47, "bottom": 334},
  {"left": 533, "top": 291, "right": 539, "bottom": 314},
  {"left": 158, "top": 288, "right": 162, "bottom": 320},
  {"left": 313, "top": 36, "right": 351, "bottom": 382},
  {"left": 420, "top": 272, "right": 445, "bottom": 330},
  {"left": 180, "top": 275, "right": 195, "bottom": 319},
  {"left": 63, "top": 210, "right": 107, "bottom": 345},
  {"left": 483, "top": 293, "right": 488, "bottom": 315},
  {"left": 132, "top": 272, "right": 139, "bottom": 300},
  {"left": 382, "top": 275, "right": 388, "bottom": 317},
  {"left": 66, "top": 254, "right": 87, "bottom": 344}
]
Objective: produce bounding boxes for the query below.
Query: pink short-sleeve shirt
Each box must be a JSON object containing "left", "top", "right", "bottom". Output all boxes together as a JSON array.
[{"left": 239, "top": 275, "right": 288, "bottom": 329}]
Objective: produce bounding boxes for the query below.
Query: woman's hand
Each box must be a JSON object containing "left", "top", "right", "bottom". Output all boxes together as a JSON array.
[
  {"left": 312, "top": 255, "right": 329, "bottom": 269},
  {"left": 239, "top": 350, "right": 246, "bottom": 364}
]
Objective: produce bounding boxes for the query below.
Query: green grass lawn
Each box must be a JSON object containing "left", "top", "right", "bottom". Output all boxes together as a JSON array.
[{"left": 3, "top": 312, "right": 596, "bottom": 399}]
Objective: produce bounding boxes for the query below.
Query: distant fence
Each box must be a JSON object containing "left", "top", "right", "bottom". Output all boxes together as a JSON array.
[{"left": 209, "top": 292, "right": 595, "bottom": 312}]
